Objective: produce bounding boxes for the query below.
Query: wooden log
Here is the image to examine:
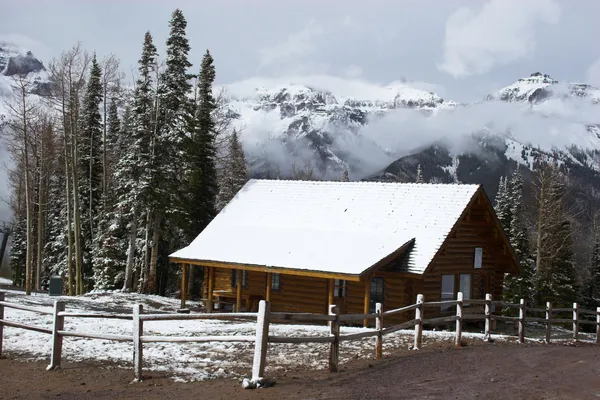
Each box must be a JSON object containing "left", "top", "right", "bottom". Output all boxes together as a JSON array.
[
  {"left": 545, "top": 301, "right": 552, "bottom": 344},
  {"left": 180, "top": 264, "right": 187, "bottom": 310},
  {"left": 339, "top": 330, "right": 379, "bottom": 341},
  {"left": 329, "top": 304, "right": 340, "bottom": 373},
  {"left": 268, "top": 335, "right": 334, "bottom": 344},
  {"left": 266, "top": 272, "right": 272, "bottom": 303},
  {"left": 596, "top": 307, "right": 600, "bottom": 344},
  {"left": 382, "top": 319, "right": 419, "bottom": 335},
  {"left": 414, "top": 294, "right": 424, "bottom": 350},
  {"left": 0, "top": 319, "right": 52, "bottom": 334},
  {"left": 141, "top": 335, "right": 255, "bottom": 343},
  {"left": 526, "top": 308, "right": 546, "bottom": 313},
  {"left": 139, "top": 312, "right": 257, "bottom": 321},
  {"left": 383, "top": 303, "right": 420, "bottom": 316},
  {"left": 518, "top": 298, "right": 525, "bottom": 344},
  {"left": 57, "top": 312, "right": 133, "bottom": 320},
  {"left": 375, "top": 303, "right": 383, "bottom": 360},
  {"left": 463, "top": 299, "right": 489, "bottom": 305},
  {"left": 550, "top": 318, "right": 574, "bottom": 324},
  {"left": 526, "top": 317, "right": 547, "bottom": 323},
  {"left": 133, "top": 304, "right": 143, "bottom": 382},
  {"left": 236, "top": 270, "right": 242, "bottom": 312},
  {"left": 207, "top": 267, "right": 214, "bottom": 313},
  {"left": 491, "top": 301, "right": 521, "bottom": 309},
  {"left": 251, "top": 300, "right": 270, "bottom": 382},
  {"left": 0, "top": 292, "right": 3, "bottom": 357},
  {"left": 270, "top": 312, "right": 334, "bottom": 323},
  {"left": 47, "top": 300, "right": 65, "bottom": 370},
  {"left": 422, "top": 316, "right": 458, "bottom": 325},
  {"left": 573, "top": 302, "right": 579, "bottom": 341},
  {"left": 455, "top": 292, "right": 463, "bottom": 348},
  {"left": 339, "top": 313, "right": 378, "bottom": 322},
  {"left": 58, "top": 330, "right": 132, "bottom": 342},
  {"left": 551, "top": 308, "right": 574, "bottom": 312},
  {"left": 578, "top": 309, "right": 600, "bottom": 316},
  {"left": 424, "top": 300, "right": 459, "bottom": 307},
  {"left": 484, "top": 293, "right": 492, "bottom": 342},
  {"left": 363, "top": 280, "right": 370, "bottom": 328},
  {"left": 328, "top": 279, "right": 334, "bottom": 313},
  {"left": 0, "top": 301, "right": 54, "bottom": 315}
]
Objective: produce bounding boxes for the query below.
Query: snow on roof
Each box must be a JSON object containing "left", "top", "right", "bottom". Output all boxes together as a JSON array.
[{"left": 170, "top": 180, "right": 481, "bottom": 275}]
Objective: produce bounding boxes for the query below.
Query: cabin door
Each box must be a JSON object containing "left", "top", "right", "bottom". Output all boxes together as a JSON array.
[{"left": 332, "top": 279, "right": 347, "bottom": 313}]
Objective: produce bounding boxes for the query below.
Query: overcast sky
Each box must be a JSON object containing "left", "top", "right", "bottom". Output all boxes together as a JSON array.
[{"left": 1, "top": 0, "right": 599, "bottom": 103}]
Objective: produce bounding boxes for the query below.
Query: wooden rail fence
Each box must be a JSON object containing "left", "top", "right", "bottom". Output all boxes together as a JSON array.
[{"left": 1, "top": 290, "right": 599, "bottom": 388}]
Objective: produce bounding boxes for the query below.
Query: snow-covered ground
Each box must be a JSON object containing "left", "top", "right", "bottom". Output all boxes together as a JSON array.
[
  {"left": 0, "top": 290, "right": 591, "bottom": 382},
  {"left": 0, "top": 277, "right": 12, "bottom": 285}
]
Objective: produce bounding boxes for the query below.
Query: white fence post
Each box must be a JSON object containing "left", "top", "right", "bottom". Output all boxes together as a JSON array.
[
  {"left": 47, "top": 300, "right": 65, "bottom": 370},
  {"left": 572, "top": 302, "right": 579, "bottom": 341},
  {"left": 596, "top": 307, "right": 600, "bottom": 344},
  {"left": 0, "top": 292, "right": 4, "bottom": 358},
  {"left": 328, "top": 304, "right": 340, "bottom": 373},
  {"left": 484, "top": 293, "right": 492, "bottom": 342},
  {"left": 455, "top": 292, "right": 463, "bottom": 348},
  {"left": 518, "top": 299, "right": 526, "bottom": 344},
  {"left": 251, "top": 300, "right": 270, "bottom": 382},
  {"left": 414, "top": 294, "right": 424, "bottom": 350},
  {"left": 375, "top": 302, "right": 383, "bottom": 360},
  {"left": 545, "top": 302, "right": 552, "bottom": 344},
  {"left": 133, "top": 304, "right": 143, "bottom": 382}
]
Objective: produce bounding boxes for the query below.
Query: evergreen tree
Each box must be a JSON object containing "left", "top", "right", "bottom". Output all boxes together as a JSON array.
[
  {"left": 415, "top": 164, "right": 424, "bottom": 183},
  {"left": 78, "top": 54, "right": 103, "bottom": 287},
  {"left": 494, "top": 176, "right": 512, "bottom": 234},
  {"left": 9, "top": 214, "right": 26, "bottom": 286},
  {"left": 579, "top": 236, "right": 600, "bottom": 313},
  {"left": 186, "top": 49, "right": 218, "bottom": 236},
  {"left": 503, "top": 169, "right": 535, "bottom": 305},
  {"left": 342, "top": 167, "right": 349, "bottom": 182},
  {"left": 42, "top": 168, "right": 68, "bottom": 281},
  {"left": 217, "top": 130, "right": 247, "bottom": 211}
]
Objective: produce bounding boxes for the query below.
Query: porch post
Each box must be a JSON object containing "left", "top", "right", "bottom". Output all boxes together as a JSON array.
[
  {"left": 207, "top": 266, "right": 214, "bottom": 313},
  {"left": 266, "top": 272, "right": 272, "bottom": 303},
  {"left": 363, "top": 278, "right": 371, "bottom": 328},
  {"left": 328, "top": 279, "right": 334, "bottom": 306},
  {"left": 180, "top": 263, "right": 187, "bottom": 310},
  {"left": 236, "top": 269, "right": 242, "bottom": 312}
]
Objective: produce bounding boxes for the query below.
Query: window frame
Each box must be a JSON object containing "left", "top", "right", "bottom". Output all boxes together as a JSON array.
[
  {"left": 334, "top": 279, "right": 346, "bottom": 298},
  {"left": 271, "top": 273, "right": 281, "bottom": 292},
  {"left": 369, "top": 277, "right": 385, "bottom": 313},
  {"left": 231, "top": 269, "right": 247, "bottom": 288}
]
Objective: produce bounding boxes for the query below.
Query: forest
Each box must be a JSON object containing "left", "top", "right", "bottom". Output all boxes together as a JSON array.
[{"left": 1, "top": 9, "right": 599, "bottom": 312}]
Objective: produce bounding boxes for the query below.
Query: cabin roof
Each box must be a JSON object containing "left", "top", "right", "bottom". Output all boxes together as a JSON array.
[{"left": 170, "top": 179, "right": 482, "bottom": 276}]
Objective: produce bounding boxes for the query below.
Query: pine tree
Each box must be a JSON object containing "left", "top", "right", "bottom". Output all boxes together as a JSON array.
[
  {"left": 147, "top": 8, "right": 194, "bottom": 293},
  {"left": 494, "top": 176, "right": 512, "bottom": 234},
  {"left": 186, "top": 49, "right": 218, "bottom": 235},
  {"left": 42, "top": 166, "right": 69, "bottom": 282},
  {"left": 217, "top": 130, "right": 247, "bottom": 211},
  {"left": 9, "top": 214, "right": 26, "bottom": 287},
  {"left": 579, "top": 236, "right": 600, "bottom": 313},
  {"left": 78, "top": 54, "right": 103, "bottom": 288},
  {"left": 534, "top": 162, "right": 578, "bottom": 307},
  {"left": 342, "top": 167, "right": 350, "bottom": 182},
  {"left": 503, "top": 169, "right": 535, "bottom": 305},
  {"left": 415, "top": 164, "right": 424, "bottom": 183},
  {"left": 113, "top": 32, "right": 158, "bottom": 291}
]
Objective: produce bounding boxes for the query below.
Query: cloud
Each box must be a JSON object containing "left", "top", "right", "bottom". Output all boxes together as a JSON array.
[
  {"left": 258, "top": 20, "right": 325, "bottom": 70},
  {"left": 0, "top": 33, "right": 48, "bottom": 59},
  {"left": 438, "top": 0, "right": 561, "bottom": 78},
  {"left": 586, "top": 57, "right": 600, "bottom": 87},
  {"left": 342, "top": 65, "right": 363, "bottom": 78}
]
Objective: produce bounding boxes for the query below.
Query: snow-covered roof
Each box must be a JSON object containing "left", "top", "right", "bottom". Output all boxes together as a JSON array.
[{"left": 170, "top": 180, "right": 481, "bottom": 276}]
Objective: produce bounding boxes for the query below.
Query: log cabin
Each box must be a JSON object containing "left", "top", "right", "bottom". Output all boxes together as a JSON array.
[{"left": 170, "top": 179, "right": 520, "bottom": 326}]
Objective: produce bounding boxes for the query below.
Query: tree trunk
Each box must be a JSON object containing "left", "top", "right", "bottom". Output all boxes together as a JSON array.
[
  {"left": 36, "top": 150, "right": 44, "bottom": 291},
  {"left": 122, "top": 215, "right": 137, "bottom": 292},
  {"left": 147, "top": 213, "right": 162, "bottom": 294},
  {"left": 64, "top": 133, "right": 73, "bottom": 296},
  {"left": 140, "top": 211, "right": 151, "bottom": 293},
  {"left": 187, "top": 265, "right": 195, "bottom": 297},
  {"left": 70, "top": 102, "right": 84, "bottom": 296}
]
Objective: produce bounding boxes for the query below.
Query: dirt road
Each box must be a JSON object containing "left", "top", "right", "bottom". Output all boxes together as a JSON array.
[{"left": 1, "top": 342, "right": 599, "bottom": 399}]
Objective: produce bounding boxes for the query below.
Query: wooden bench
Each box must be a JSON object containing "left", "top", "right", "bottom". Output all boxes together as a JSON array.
[{"left": 212, "top": 290, "right": 263, "bottom": 312}]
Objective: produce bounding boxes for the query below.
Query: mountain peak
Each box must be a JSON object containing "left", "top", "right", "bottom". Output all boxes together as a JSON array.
[{"left": 0, "top": 42, "right": 46, "bottom": 77}]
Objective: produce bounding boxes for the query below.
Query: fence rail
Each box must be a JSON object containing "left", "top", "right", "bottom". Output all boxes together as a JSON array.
[{"left": 1, "top": 290, "right": 600, "bottom": 388}]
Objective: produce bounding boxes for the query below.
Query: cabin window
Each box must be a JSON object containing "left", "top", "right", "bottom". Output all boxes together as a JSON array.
[
  {"left": 474, "top": 247, "right": 483, "bottom": 269},
  {"left": 231, "top": 269, "right": 247, "bottom": 288},
  {"left": 441, "top": 274, "right": 455, "bottom": 311},
  {"left": 334, "top": 279, "right": 346, "bottom": 298},
  {"left": 459, "top": 273, "right": 472, "bottom": 300},
  {"left": 271, "top": 273, "right": 281, "bottom": 291},
  {"left": 370, "top": 277, "right": 385, "bottom": 313}
]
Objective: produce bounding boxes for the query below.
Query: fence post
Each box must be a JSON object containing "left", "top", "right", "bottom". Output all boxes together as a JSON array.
[
  {"left": 455, "top": 292, "right": 463, "bottom": 348},
  {"left": 133, "top": 304, "right": 143, "bottom": 382},
  {"left": 0, "top": 292, "right": 4, "bottom": 358},
  {"left": 572, "top": 302, "right": 579, "bottom": 341},
  {"left": 545, "top": 302, "right": 552, "bottom": 344},
  {"left": 47, "top": 300, "right": 65, "bottom": 370},
  {"left": 414, "top": 294, "right": 424, "bottom": 350},
  {"left": 328, "top": 304, "right": 340, "bottom": 373},
  {"left": 375, "top": 302, "right": 383, "bottom": 360},
  {"left": 251, "top": 300, "right": 271, "bottom": 382},
  {"left": 484, "top": 293, "right": 492, "bottom": 342},
  {"left": 518, "top": 298, "right": 526, "bottom": 344},
  {"left": 596, "top": 307, "right": 600, "bottom": 344}
]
